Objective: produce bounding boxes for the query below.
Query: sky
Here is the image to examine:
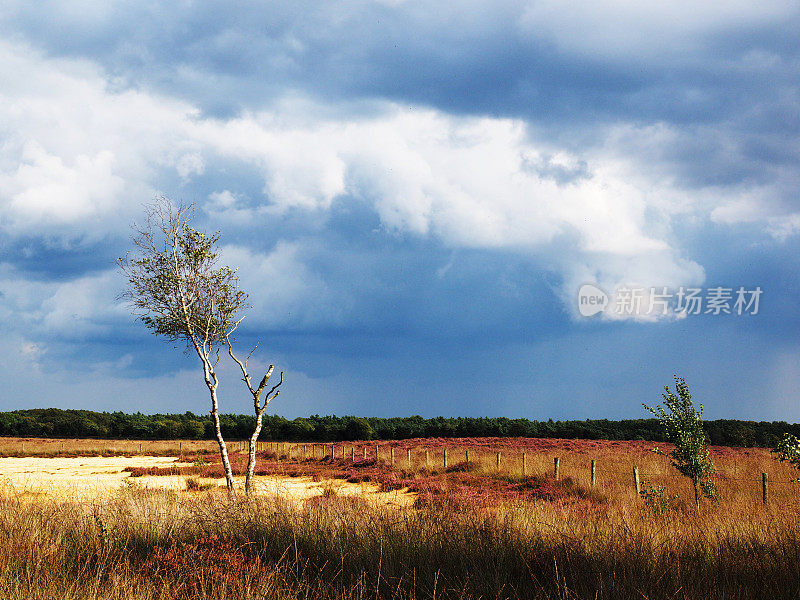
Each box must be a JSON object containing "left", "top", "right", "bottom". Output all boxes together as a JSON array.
[{"left": 0, "top": 1, "right": 799, "bottom": 421}]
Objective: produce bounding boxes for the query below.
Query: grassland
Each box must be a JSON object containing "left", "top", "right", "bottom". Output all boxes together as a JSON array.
[{"left": 1, "top": 436, "right": 799, "bottom": 599}]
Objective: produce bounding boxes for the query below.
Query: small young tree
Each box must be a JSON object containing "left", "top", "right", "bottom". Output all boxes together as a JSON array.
[
  {"left": 118, "top": 197, "right": 247, "bottom": 495},
  {"left": 643, "top": 375, "right": 716, "bottom": 509},
  {"left": 772, "top": 433, "right": 800, "bottom": 477}
]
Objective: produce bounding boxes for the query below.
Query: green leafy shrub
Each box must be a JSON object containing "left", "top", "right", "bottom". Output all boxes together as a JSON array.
[
  {"left": 644, "top": 375, "right": 716, "bottom": 509},
  {"left": 639, "top": 484, "right": 673, "bottom": 515}
]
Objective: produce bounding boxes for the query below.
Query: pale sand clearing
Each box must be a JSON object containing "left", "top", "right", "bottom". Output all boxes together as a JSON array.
[{"left": 0, "top": 456, "right": 415, "bottom": 507}]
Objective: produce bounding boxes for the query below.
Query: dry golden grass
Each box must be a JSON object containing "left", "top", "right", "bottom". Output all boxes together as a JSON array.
[
  {"left": 0, "top": 436, "right": 218, "bottom": 457},
  {"left": 0, "top": 437, "right": 799, "bottom": 598},
  {"left": 0, "top": 471, "right": 799, "bottom": 599}
]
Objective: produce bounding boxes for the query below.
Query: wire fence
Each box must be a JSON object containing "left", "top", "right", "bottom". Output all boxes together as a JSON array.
[
  {"left": 4, "top": 438, "right": 797, "bottom": 501},
  {"left": 240, "top": 440, "right": 800, "bottom": 503}
]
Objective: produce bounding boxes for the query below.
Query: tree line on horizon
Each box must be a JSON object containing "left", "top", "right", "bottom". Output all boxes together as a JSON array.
[{"left": 0, "top": 408, "right": 797, "bottom": 448}]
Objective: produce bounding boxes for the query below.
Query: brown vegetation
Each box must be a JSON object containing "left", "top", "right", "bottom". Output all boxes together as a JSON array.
[{"left": 1, "top": 436, "right": 799, "bottom": 598}]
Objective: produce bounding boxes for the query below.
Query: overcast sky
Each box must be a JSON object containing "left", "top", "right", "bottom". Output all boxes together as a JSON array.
[{"left": 1, "top": 1, "right": 798, "bottom": 420}]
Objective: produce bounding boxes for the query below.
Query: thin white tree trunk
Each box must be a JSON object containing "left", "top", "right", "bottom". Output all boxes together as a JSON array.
[
  {"left": 198, "top": 351, "right": 236, "bottom": 495},
  {"left": 210, "top": 385, "right": 236, "bottom": 495},
  {"left": 246, "top": 413, "right": 264, "bottom": 494}
]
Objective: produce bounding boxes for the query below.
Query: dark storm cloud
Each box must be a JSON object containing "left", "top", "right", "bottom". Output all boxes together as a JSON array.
[{"left": 1, "top": 1, "right": 799, "bottom": 418}]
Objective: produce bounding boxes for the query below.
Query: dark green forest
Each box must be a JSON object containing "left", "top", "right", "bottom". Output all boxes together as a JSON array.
[{"left": 0, "top": 408, "right": 797, "bottom": 447}]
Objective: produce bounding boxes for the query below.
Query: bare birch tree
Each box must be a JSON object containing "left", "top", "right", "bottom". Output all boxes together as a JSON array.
[
  {"left": 118, "top": 197, "right": 246, "bottom": 495},
  {"left": 226, "top": 339, "right": 282, "bottom": 494}
]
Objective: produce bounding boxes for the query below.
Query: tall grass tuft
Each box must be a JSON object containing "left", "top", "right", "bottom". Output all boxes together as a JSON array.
[{"left": 1, "top": 482, "right": 800, "bottom": 599}]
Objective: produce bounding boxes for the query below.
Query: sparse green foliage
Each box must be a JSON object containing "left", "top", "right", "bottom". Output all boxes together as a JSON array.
[
  {"left": 644, "top": 375, "right": 716, "bottom": 509},
  {"left": 118, "top": 200, "right": 248, "bottom": 350},
  {"left": 639, "top": 484, "right": 674, "bottom": 515},
  {"left": 771, "top": 433, "right": 800, "bottom": 478},
  {"left": 700, "top": 480, "right": 719, "bottom": 502}
]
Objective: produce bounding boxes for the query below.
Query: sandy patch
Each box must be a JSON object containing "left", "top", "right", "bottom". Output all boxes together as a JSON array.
[
  {"left": 250, "top": 475, "right": 415, "bottom": 508},
  {"left": 0, "top": 456, "right": 415, "bottom": 507},
  {"left": 0, "top": 456, "right": 188, "bottom": 500}
]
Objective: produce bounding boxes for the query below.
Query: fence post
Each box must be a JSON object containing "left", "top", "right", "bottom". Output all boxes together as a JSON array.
[
  {"left": 375, "top": 445, "right": 380, "bottom": 461},
  {"left": 425, "top": 449, "right": 430, "bottom": 468},
  {"left": 633, "top": 466, "right": 641, "bottom": 495},
  {"left": 554, "top": 457, "right": 560, "bottom": 480},
  {"left": 443, "top": 448, "right": 448, "bottom": 469},
  {"left": 762, "top": 473, "right": 768, "bottom": 505},
  {"left": 407, "top": 448, "right": 411, "bottom": 466},
  {"left": 391, "top": 447, "right": 395, "bottom": 466},
  {"left": 522, "top": 452, "right": 527, "bottom": 476},
  {"left": 496, "top": 451, "right": 501, "bottom": 471},
  {"left": 591, "top": 459, "right": 596, "bottom": 486},
  {"left": 466, "top": 448, "right": 470, "bottom": 464},
  {"left": 363, "top": 446, "right": 367, "bottom": 459}
]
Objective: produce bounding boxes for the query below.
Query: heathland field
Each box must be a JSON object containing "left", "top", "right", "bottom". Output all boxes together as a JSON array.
[{"left": 1, "top": 436, "right": 799, "bottom": 599}]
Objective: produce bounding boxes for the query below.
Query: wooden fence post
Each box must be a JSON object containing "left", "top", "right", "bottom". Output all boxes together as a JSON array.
[
  {"left": 522, "top": 452, "right": 527, "bottom": 477},
  {"left": 390, "top": 447, "right": 395, "bottom": 466},
  {"left": 375, "top": 445, "right": 380, "bottom": 461},
  {"left": 425, "top": 449, "right": 430, "bottom": 468},
  {"left": 363, "top": 446, "right": 367, "bottom": 459},
  {"left": 407, "top": 448, "right": 411, "bottom": 466},
  {"left": 762, "top": 473, "right": 768, "bottom": 505},
  {"left": 465, "top": 448, "right": 470, "bottom": 464},
  {"left": 496, "top": 451, "right": 501, "bottom": 471},
  {"left": 633, "top": 466, "right": 641, "bottom": 495},
  {"left": 591, "top": 459, "right": 596, "bottom": 486},
  {"left": 443, "top": 448, "right": 448, "bottom": 469},
  {"left": 554, "top": 457, "right": 560, "bottom": 480}
]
